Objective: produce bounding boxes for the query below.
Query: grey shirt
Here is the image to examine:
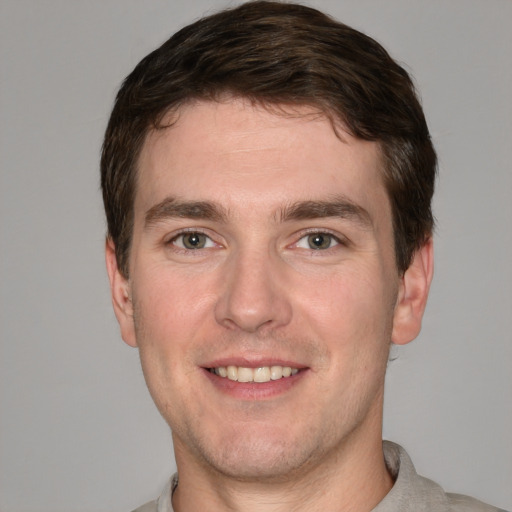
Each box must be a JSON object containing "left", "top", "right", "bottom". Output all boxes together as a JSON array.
[{"left": 132, "top": 441, "right": 507, "bottom": 512}]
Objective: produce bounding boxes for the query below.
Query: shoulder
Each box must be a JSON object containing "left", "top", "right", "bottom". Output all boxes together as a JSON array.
[
  {"left": 447, "top": 493, "right": 509, "bottom": 512},
  {"left": 131, "top": 501, "right": 158, "bottom": 512},
  {"left": 379, "top": 442, "right": 508, "bottom": 512},
  {"left": 130, "top": 475, "right": 176, "bottom": 512}
]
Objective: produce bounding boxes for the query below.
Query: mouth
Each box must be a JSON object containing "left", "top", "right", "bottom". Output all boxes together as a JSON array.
[{"left": 208, "top": 365, "right": 299, "bottom": 383}]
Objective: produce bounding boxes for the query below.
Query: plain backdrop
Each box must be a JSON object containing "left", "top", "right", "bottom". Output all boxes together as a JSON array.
[{"left": 1, "top": 1, "right": 511, "bottom": 511}]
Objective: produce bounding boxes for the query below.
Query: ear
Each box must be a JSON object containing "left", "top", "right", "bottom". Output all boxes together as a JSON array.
[
  {"left": 105, "top": 238, "right": 137, "bottom": 347},
  {"left": 391, "top": 238, "right": 434, "bottom": 345}
]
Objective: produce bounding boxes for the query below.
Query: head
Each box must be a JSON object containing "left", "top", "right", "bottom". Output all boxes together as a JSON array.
[
  {"left": 101, "top": 0, "right": 436, "bottom": 487},
  {"left": 101, "top": 0, "right": 436, "bottom": 279}
]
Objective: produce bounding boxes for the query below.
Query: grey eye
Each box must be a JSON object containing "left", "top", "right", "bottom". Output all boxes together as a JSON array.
[
  {"left": 307, "top": 233, "right": 335, "bottom": 250},
  {"left": 178, "top": 232, "right": 209, "bottom": 249}
]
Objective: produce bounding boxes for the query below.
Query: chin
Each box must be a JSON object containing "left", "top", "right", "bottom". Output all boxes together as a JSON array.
[
  {"left": 206, "top": 447, "right": 309, "bottom": 482},
  {"left": 187, "top": 426, "right": 325, "bottom": 483}
]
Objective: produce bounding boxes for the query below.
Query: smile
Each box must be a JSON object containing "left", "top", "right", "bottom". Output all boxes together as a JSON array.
[{"left": 209, "top": 365, "right": 299, "bottom": 383}]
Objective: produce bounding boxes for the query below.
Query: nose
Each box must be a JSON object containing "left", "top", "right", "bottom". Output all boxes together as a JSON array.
[{"left": 214, "top": 248, "right": 292, "bottom": 333}]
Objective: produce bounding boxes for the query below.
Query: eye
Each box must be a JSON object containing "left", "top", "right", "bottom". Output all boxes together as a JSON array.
[
  {"left": 296, "top": 232, "right": 340, "bottom": 250},
  {"left": 170, "top": 232, "right": 215, "bottom": 250}
]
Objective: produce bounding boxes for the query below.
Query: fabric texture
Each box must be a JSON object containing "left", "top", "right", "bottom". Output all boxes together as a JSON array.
[{"left": 131, "top": 441, "right": 507, "bottom": 512}]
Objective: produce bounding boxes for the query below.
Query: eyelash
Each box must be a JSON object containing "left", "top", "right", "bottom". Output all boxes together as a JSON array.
[
  {"left": 165, "top": 228, "right": 346, "bottom": 253},
  {"left": 293, "top": 229, "right": 345, "bottom": 251},
  {"left": 165, "top": 229, "right": 218, "bottom": 251}
]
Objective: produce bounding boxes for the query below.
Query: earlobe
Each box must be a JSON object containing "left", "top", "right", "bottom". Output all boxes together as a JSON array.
[
  {"left": 391, "top": 238, "right": 434, "bottom": 345},
  {"left": 105, "top": 238, "right": 138, "bottom": 347}
]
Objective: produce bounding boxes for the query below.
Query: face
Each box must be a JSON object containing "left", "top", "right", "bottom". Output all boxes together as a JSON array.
[{"left": 107, "top": 99, "right": 432, "bottom": 482}]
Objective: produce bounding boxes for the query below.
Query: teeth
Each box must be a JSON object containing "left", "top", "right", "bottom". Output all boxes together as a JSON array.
[
  {"left": 254, "top": 367, "right": 270, "bottom": 383},
  {"left": 227, "top": 365, "right": 237, "bottom": 381},
  {"left": 211, "top": 365, "right": 299, "bottom": 383},
  {"left": 237, "top": 367, "right": 253, "bottom": 383},
  {"left": 270, "top": 366, "right": 283, "bottom": 380}
]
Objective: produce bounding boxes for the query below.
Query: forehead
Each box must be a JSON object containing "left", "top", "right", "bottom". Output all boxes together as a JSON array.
[{"left": 135, "top": 99, "right": 388, "bottom": 218}]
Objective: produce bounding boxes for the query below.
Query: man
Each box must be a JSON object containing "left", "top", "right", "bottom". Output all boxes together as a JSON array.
[{"left": 101, "top": 2, "right": 507, "bottom": 511}]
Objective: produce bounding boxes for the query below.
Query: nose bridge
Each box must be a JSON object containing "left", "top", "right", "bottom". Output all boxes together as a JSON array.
[{"left": 214, "top": 242, "right": 292, "bottom": 332}]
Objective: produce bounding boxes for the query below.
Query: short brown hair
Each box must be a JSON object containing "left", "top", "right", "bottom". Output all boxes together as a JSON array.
[{"left": 101, "top": 0, "right": 437, "bottom": 277}]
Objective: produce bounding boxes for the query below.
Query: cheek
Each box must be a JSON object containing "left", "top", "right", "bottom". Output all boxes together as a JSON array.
[
  {"left": 130, "top": 269, "right": 218, "bottom": 388},
  {"left": 298, "top": 266, "right": 396, "bottom": 393},
  {"left": 299, "top": 266, "right": 394, "bottom": 339},
  {"left": 133, "top": 269, "right": 214, "bottom": 333},
  {"left": 133, "top": 289, "right": 198, "bottom": 423}
]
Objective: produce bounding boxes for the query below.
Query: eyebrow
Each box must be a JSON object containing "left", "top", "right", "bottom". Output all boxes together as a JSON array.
[
  {"left": 278, "top": 197, "right": 373, "bottom": 229},
  {"left": 144, "top": 197, "right": 228, "bottom": 228},
  {"left": 144, "top": 196, "right": 372, "bottom": 229}
]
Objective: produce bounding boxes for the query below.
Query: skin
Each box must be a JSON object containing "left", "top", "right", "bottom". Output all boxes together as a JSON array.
[{"left": 106, "top": 98, "right": 433, "bottom": 512}]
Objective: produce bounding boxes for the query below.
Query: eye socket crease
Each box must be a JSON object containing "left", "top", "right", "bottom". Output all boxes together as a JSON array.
[
  {"left": 169, "top": 231, "right": 216, "bottom": 250},
  {"left": 165, "top": 229, "right": 344, "bottom": 253},
  {"left": 143, "top": 196, "right": 372, "bottom": 258},
  {"left": 295, "top": 232, "right": 342, "bottom": 251}
]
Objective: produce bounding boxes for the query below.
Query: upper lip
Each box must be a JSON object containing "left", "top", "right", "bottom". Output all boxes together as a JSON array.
[{"left": 203, "top": 356, "right": 307, "bottom": 369}]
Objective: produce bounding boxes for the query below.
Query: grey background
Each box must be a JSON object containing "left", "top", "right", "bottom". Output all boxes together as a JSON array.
[{"left": 1, "top": 1, "right": 511, "bottom": 511}]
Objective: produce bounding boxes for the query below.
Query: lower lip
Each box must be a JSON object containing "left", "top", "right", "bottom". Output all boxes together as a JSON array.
[{"left": 202, "top": 368, "right": 306, "bottom": 400}]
